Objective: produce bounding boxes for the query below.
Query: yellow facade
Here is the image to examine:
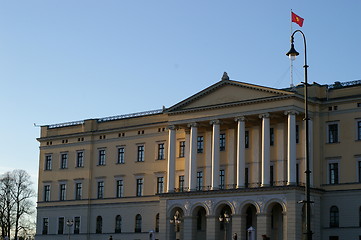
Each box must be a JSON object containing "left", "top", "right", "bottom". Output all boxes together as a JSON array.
[{"left": 36, "top": 77, "right": 361, "bottom": 240}]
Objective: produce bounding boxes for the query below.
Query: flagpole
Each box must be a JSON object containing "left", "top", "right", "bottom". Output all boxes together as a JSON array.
[{"left": 290, "top": 9, "right": 294, "bottom": 88}]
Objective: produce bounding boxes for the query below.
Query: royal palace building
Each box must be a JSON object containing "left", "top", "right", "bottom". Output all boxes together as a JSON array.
[{"left": 36, "top": 74, "right": 361, "bottom": 240}]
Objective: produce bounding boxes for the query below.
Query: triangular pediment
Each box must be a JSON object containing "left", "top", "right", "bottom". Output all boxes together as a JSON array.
[{"left": 167, "top": 79, "right": 294, "bottom": 112}]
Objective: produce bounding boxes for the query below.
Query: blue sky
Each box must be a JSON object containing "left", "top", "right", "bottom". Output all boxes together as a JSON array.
[{"left": 0, "top": 1, "right": 360, "bottom": 190}]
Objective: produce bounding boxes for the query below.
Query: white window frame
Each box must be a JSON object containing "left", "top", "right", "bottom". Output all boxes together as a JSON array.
[
  {"left": 45, "top": 154, "right": 52, "bottom": 170},
  {"left": 60, "top": 152, "right": 68, "bottom": 169},
  {"left": 326, "top": 121, "right": 340, "bottom": 144},
  {"left": 76, "top": 150, "right": 84, "bottom": 168},
  {"left": 117, "top": 146, "right": 125, "bottom": 164},
  {"left": 59, "top": 183, "right": 66, "bottom": 201},
  {"left": 327, "top": 158, "right": 340, "bottom": 184},
  {"left": 356, "top": 156, "right": 361, "bottom": 183},
  {"left": 356, "top": 119, "right": 361, "bottom": 141}
]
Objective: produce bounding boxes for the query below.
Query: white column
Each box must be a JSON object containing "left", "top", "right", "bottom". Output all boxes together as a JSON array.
[
  {"left": 235, "top": 116, "right": 246, "bottom": 188},
  {"left": 167, "top": 125, "right": 176, "bottom": 192},
  {"left": 276, "top": 123, "right": 285, "bottom": 185},
  {"left": 184, "top": 130, "right": 190, "bottom": 190},
  {"left": 205, "top": 131, "right": 212, "bottom": 189},
  {"left": 260, "top": 113, "right": 270, "bottom": 187},
  {"left": 210, "top": 120, "right": 220, "bottom": 190},
  {"left": 251, "top": 126, "right": 260, "bottom": 185},
  {"left": 188, "top": 123, "right": 198, "bottom": 191},
  {"left": 286, "top": 111, "right": 298, "bottom": 185},
  {"left": 227, "top": 128, "right": 235, "bottom": 187}
]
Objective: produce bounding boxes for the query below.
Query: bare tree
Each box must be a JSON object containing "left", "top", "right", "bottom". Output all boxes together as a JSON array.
[{"left": 0, "top": 170, "right": 36, "bottom": 239}]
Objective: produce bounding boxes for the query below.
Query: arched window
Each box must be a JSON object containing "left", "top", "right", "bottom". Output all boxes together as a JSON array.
[
  {"left": 115, "top": 215, "right": 122, "bottom": 233},
  {"left": 155, "top": 213, "right": 160, "bottom": 232},
  {"left": 135, "top": 214, "right": 142, "bottom": 233},
  {"left": 96, "top": 216, "right": 102, "bottom": 233},
  {"left": 330, "top": 206, "right": 339, "bottom": 228}
]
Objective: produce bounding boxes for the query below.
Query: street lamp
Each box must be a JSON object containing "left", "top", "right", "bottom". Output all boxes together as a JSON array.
[
  {"left": 219, "top": 211, "right": 231, "bottom": 240},
  {"left": 286, "top": 30, "right": 313, "bottom": 240},
  {"left": 66, "top": 219, "right": 74, "bottom": 240},
  {"left": 170, "top": 210, "right": 182, "bottom": 240}
]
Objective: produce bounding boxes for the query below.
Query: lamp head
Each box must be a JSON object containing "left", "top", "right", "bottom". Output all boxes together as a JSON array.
[{"left": 286, "top": 43, "right": 299, "bottom": 61}]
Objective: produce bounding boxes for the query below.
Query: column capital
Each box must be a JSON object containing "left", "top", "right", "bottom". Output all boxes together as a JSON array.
[
  {"left": 167, "top": 125, "right": 177, "bottom": 131},
  {"left": 187, "top": 122, "right": 198, "bottom": 128},
  {"left": 259, "top": 113, "right": 270, "bottom": 119},
  {"left": 284, "top": 110, "right": 299, "bottom": 116},
  {"left": 209, "top": 119, "right": 220, "bottom": 125},
  {"left": 234, "top": 116, "right": 246, "bottom": 122}
]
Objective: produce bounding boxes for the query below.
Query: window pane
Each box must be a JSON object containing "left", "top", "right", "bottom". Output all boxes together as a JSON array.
[
  {"left": 197, "top": 136, "right": 204, "bottom": 153},
  {"left": 118, "top": 147, "right": 125, "bottom": 164}
]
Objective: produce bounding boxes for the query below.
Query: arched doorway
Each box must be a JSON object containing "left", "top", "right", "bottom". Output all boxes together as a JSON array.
[
  {"left": 192, "top": 206, "right": 207, "bottom": 240},
  {"left": 169, "top": 207, "right": 184, "bottom": 240},
  {"left": 241, "top": 204, "right": 257, "bottom": 240},
  {"left": 269, "top": 202, "right": 284, "bottom": 240},
  {"left": 216, "top": 204, "right": 233, "bottom": 240}
]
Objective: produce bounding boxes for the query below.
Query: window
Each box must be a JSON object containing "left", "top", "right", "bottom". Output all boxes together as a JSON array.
[
  {"left": 117, "top": 147, "right": 125, "bottom": 164},
  {"left": 71, "top": 218, "right": 81, "bottom": 235},
  {"left": 136, "top": 178, "right": 143, "bottom": 196},
  {"left": 359, "top": 161, "right": 361, "bottom": 183},
  {"left": 197, "top": 136, "right": 204, "bottom": 153},
  {"left": 96, "top": 216, "right": 102, "bottom": 233},
  {"left": 155, "top": 213, "right": 160, "bottom": 232},
  {"left": 137, "top": 145, "right": 145, "bottom": 162},
  {"left": 157, "top": 143, "right": 165, "bottom": 160},
  {"left": 115, "top": 215, "right": 122, "bottom": 233},
  {"left": 59, "top": 184, "right": 66, "bottom": 201},
  {"left": 58, "top": 217, "right": 64, "bottom": 234},
  {"left": 74, "top": 217, "right": 80, "bottom": 234},
  {"left": 329, "top": 162, "right": 339, "bottom": 184},
  {"left": 179, "top": 175, "right": 184, "bottom": 192},
  {"left": 245, "top": 167, "right": 249, "bottom": 188},
  {"left": 116, "top": 180, "right": 123, "bottom": 198},
  {"left": 97, "top": 181, "right": 104, "bottom": 199},
  {"left": 179, "top": 141, "right": 185, "bottom": 158},
  {"left": 270, "top": 128, "right": 274, "bottom": 146},
  {"left": 220, "top": 133, "right": 226, "bottom": 151},
  {"left": 157, "top": 177, "right": 164, "bottom": 193},
  {"left": 270, "top": 165, "right": 274, "bottom": 186},
  {"left": 296, "top": 125, "right": 299, "bottom": 144},
  {"left": 45, "top": 155, "right": 52, "bottom": 170},
  {"left": 330, "top": 206, "right": 339, "bottom": 228},
  {"left": 75, "top": 183, "right": 82, "bottom": 200},
  {"left": 328, "top": 123, "right": 339, "bottom": 143},
  {"left": 135, "top": 214, "right": 142, "bottom": 232},
  {"left": 245, "top": 130, "right": 250, "bottom": 148},
  {"left": 44, "top": 185, "right": 50, "bottom": 202},
  {"left": 357, "top": 120, "right": 361, "bottom": 140},
  {"left": 219, "top": 169, "right": 225, "bottom": 189},
  {"left": 76, "top": 151, "right": 84, "bottom": 168},
  {"left": 196, "top": 171, "right": 203, "bottom": 191},
  {"left": 296, "top": 163, "right": 300, "bottom": 185},
  {"left": 42, "top": 218, "right": 49, "bottom": 235},
  {"left": 98, "top": 149, "right": 106, "bottom": 165},
  {"left": 60, "top": 153, "right": 68, "bottom": 169}
]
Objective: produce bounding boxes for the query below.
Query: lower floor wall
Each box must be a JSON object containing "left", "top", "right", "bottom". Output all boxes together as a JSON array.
[{"left": 35, "top": 187, "right": 361, "bottom": 240}]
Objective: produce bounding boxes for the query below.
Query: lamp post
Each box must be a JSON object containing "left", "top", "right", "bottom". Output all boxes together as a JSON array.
[
  {"left": 66, "top": 219, "right": 74, "bottom": 240},
  {"left": 219, "top": 211, "right": 231, "bottom": 240},
  {"left": 170, "top": 210, "right": 182, "bottom": 240},
  {"left": 286, "top": 30, "right": 313, "bottom": 240}
]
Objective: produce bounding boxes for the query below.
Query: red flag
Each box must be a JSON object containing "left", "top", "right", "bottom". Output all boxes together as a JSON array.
[{"left": 292, "top": 12, "right": 304, "bottom": 27}]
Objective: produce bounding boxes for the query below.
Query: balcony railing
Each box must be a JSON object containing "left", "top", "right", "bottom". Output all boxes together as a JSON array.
[{"left": 172, "top": 181, "right": 305, "bottom": 193}]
